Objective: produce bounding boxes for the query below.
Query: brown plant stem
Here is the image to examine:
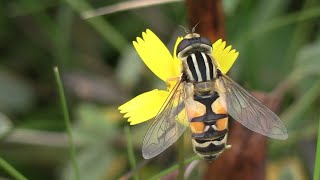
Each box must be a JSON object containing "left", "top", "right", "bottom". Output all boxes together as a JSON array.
[
  {"left": 185, "top": 0, "right": 278, "bottom": 179},
  {"left": 186, "top": 0, "right": 225, "bottom": 41}
]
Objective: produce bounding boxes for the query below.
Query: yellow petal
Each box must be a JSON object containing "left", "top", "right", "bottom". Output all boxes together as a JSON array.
[
  {"left": 173, "top": 37, "right": 183, "bottom": 59},
  {"left": 172, "top": 37, "right": 183, "bottom": 76},
  {"left": 133, "top": 29, "right": 180, "bottom": 82},
  {"left": 212, "top": 39, "right": 239, "bottom": 74},
  {"left": 118, "top": 89, "right": 169, "bottom": 125}
]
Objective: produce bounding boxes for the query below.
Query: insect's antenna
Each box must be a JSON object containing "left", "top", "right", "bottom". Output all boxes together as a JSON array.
[
  {"left": 179, "top": 25, "right": 190, "bottom": 34},
  {"left": 191, "top": 22, "right": 200, "bottom": 33}
]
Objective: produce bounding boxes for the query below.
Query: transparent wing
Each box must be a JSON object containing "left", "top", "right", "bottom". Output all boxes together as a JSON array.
[
  {"left": 216, "top": 74, "right": 288, "bottom": 140},
  {"left": 142, "top": 79, "right": 196, "bottom": 159}
]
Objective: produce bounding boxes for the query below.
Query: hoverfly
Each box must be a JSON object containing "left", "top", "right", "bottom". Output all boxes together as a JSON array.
[{"left": 125, "top": 29, "right": 289, "bottom": 161}]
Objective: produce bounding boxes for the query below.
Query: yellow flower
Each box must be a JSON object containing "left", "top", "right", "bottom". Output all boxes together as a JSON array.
[{"left": 118, "top": 29, "right": 239, "bottom": 125}]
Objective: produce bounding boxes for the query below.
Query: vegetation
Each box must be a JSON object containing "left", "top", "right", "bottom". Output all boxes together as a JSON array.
[{"left": 0, "top": 0, "right": 319, "bottom": 179}]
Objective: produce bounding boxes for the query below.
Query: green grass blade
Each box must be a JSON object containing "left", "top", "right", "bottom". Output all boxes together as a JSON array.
[
  {"left": 65, "top": 0, "right": 128, "bottom": 53},
  {"left": 281, "top": 79, "right": 320, "bottom": 129},
  {"left": 0, "top": 157, "right": 28, "bottom": 180},
  {"left": 53, "top": 67, "right": 80, "bottom": 180},
  {"left": 150, "top": 155, "right": 200, "bottom": 180},
  {"left": 314, "top": 116, "right": 320, "bottom": 180},
  {"left": 124, "top": 126, "right": 139, "bottom": 180},
  {"left": 242, "top": 7, "right": 320, "bottom": 41},
  {"left": 54, "top": 4, "right": 74, "bottom": 67}
]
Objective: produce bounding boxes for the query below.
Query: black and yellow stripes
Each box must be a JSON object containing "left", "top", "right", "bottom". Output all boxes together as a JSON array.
[
  {"left": 189, "top": 92, "right": 229, "bottom": 161},
  {"left": 184, "top": 52, "right": 215, "bottom": 82}
]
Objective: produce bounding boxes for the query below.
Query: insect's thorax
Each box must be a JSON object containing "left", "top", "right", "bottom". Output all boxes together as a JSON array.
[
  {"left": 187, "top": 89, "right": 229, "bottom": 161},
  {"left": 182, "top": 52, "right": 216, "bottom": 83}
]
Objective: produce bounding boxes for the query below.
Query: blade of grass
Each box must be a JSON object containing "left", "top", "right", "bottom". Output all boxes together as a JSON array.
[
  {"left": 65, "top": 0, "right": 127, "bottom": 52},
  {"left": 281, "top": 79, "right": 320, "bottom": 127},
  {"left": 284, "top": 0, "right": 320, "bottom": 71},
  {"left": 124, "top": 126, "right": 139, "bottom": 180},
  {"left": 314, "top": 116, "right": 320, "bottom": 180},
  {"left": 177, "top": 135, "right": 184, "bottom": 180},
  {"left": 53, "top": 67, "right": 80, "bottom": 180},
  {"left": 54, "top": 4, "right": 74, "bottom": 67},
  {"left": 150, "top": 155, "right": 200, "bottom": 180},
  {"left": 240, "top": 6, "right": 320, "bottom": 42},
  {"left": 0, "top": 157, "right": 28, "bottom": 180}
]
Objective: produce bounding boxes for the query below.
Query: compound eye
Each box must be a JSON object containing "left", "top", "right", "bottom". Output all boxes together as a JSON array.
[
  {"left": 200, "top": 37, "right": 212, "bottom": 46},
  {"left": 176, "top": 39, "right": 190, "bottom": 55}
]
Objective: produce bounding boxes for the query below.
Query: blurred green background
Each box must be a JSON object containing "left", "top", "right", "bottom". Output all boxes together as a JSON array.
[{"left": 0, "top": 0, "right": 320, "bottom": 179}]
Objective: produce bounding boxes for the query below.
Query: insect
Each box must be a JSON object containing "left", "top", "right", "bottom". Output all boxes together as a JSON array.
[{"left": 141, "top": 30, "right": 288, "bottom": 161}]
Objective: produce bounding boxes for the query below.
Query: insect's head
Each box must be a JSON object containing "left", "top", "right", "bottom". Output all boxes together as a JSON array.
[{"left": 176, "top": 33, "right": 212, "bottom": 59}]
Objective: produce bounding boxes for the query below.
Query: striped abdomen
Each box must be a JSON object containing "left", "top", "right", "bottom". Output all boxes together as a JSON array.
[
  {"left": 188, "top": 92, "right": 229, "bottom": 161},
  {"left": 182, "top": 52, "right": 215, "bottom": 83}
]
